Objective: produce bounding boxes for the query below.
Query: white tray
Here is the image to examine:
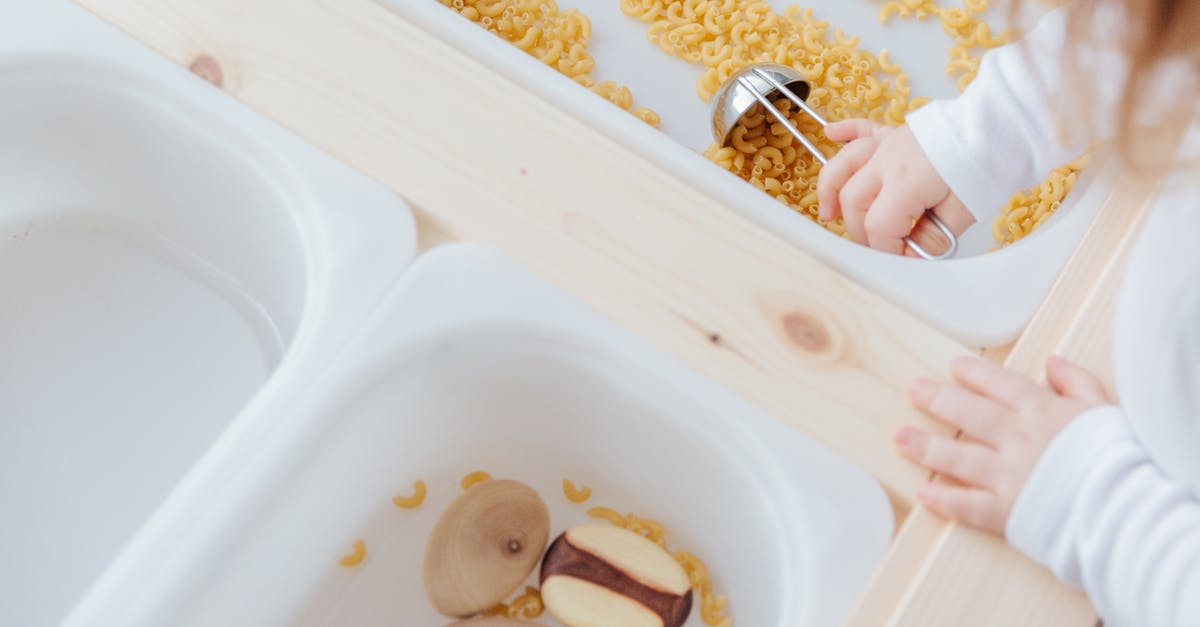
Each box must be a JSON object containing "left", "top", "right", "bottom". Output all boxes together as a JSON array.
[
  {"left": 66, "top": 245, "right": 893, "bottom": 627},
  {"left": 385, "top": 0, "right": 1107, "bottom": 346}
]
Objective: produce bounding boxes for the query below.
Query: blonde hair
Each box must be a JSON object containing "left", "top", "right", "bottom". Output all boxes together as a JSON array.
[{"left": 1047, "top": 0, "right": 1199, "bottom": 172}]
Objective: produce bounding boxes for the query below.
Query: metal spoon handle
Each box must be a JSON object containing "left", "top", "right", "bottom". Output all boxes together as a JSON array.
[
  {"left": 738, "top": 70, "right": 957, "bottom": 260},
  {"left": 735, "top": 75, "right": 828, "bottom": 166},
  {"left": 907, "top": 212, "right": 958, "bottom": 260}
]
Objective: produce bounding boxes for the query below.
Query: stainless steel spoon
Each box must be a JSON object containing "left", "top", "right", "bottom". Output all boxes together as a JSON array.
[{"left": 712, "top": 63, "right": 958, "bottom": 260}]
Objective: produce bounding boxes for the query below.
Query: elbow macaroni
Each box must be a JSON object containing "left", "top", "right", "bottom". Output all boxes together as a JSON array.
[
  {"left": 444, "top": 0, "right": 1083, "bottom": 247},
  {"left": 485, "top": 585, "right": 546, "bottom": 619},
  {"left": 631, "top": 0, "right": 932, "bottom": 234},
  {"left": 438, "top": 0, "right": 660, "bottom": 126},
  {"left": 392, "top": 480, "right": 427, "bottom": 509},
  {"left": 631, "top": 0, "right": 1082, "bottom": 246},
  {"left": 338, "top": 540, "right": 366, "bottom": 567},
  {"left": 562, "top": 478, "right": 593, "bottom": 503},
  {"left": 991, "top": 154, "right": 1090, "bottom": 246},
  {"left": 460, "top": 470, "right": 493, "bottom": 489}
]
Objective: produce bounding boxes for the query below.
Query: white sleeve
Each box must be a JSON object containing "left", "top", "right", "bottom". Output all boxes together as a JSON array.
[
  {"left": 1006, "top": 405, "right": 1200, "bottom": 626},
  {"left": 905, "top": 5, "right": 1126, "bottom": 222}
]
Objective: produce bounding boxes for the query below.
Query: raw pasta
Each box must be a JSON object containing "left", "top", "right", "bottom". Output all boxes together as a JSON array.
[
  {"left": 438, "top": 0, "right": 660, "bottom": 125},
  {"left": 460, "top": 470, "right": 493, "bottom": 489},
  {"left": 392, "top": 480, "right": 427, "bottom": 509},
  {"left": 562, "top": 478, "right": 593, "bottom": 503},
  {"left": 992, "top": 153, "right": 1089, "bottom": 245},
  {"left": 338, "top": 540, "right": 367, "bottom": 567},
  {"left": 880, "top": 0, "right": 1084, "bottom": 246},
  {"left": 624, "top": 1, "right": 931, "bottom": 236},
  {"left": 485, "top": 585, "right": 546, "bottom": 619}
]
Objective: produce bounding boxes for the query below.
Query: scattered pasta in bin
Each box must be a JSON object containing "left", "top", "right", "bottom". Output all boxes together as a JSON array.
[
  {"left": 437, "top": 0, "right": 1089, "bottom": 247},
  {"left": 436, "top": 0, "right": 660, "bottom": 126}
]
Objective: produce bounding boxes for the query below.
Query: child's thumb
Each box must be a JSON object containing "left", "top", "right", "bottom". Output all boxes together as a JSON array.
[{"left": 1044, "top": 356, "right": 1110, "bottom": 403}]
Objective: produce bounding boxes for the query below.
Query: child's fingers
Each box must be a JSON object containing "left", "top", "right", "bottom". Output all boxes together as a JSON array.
[
  {"left": 908, "top": 378, "right": 1006, "bottom": 445},
  {"left": 817, "top": 138, "right": 880, "bottom": 221},
  {"left": 917, "top": 482, "right": 1004, "bottom": 534},
  {"left": 838, "top": 167, "right": 883, "bottom": 244},
  {"left": 1045, "top": 356, "right": 1110, "bottom": 403},
  {"left": 893, "top": 427, "right": 998, "bottom": 488},
  {"left": 949, "top": 356, "right": 1043, "bottom": 411},
  {"left": 904, "top": 197, "right": 975, "bottom": 257},
  {"left": 930, "top": 196, "right": 976, "bottom": 237},
  {"left": 864, "top": 180, "right": 927, "bottom": 255},
  {"left": 825, "top": 118, "right": 882, "bottom": 142}
]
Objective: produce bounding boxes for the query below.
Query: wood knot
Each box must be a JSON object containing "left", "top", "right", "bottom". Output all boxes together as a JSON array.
[
  {"left": 781, "top": 312, "right": 831, "bottom": 353},
  {"left": 189, "top": 55, "right": 224, "bottom": 88}
]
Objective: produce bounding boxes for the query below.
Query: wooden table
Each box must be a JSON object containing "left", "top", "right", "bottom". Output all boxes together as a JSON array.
[{"left": 75, "top": 1, "right": 1157, "bottom": 623}]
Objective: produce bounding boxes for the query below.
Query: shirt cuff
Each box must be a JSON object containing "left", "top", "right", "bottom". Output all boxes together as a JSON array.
[
  {"left": 906, "top": 101, "right": 1001, "bottom": 224},
  {"left": 1006, "top": 405, "right": 1130, "bottom": 575}
]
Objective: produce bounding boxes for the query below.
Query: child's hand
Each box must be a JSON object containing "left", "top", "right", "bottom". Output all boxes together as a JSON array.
[
  {"left": 893, "top": 356, "right": 1110, "bottom": 535},
  {"left": 817, "top": 119, "right": 974, "bottom": 255}
]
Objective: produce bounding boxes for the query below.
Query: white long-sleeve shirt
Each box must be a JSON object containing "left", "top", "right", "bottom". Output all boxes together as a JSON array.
[{"left": 907, "top": 6, "right": 1200, "bottom": 627}]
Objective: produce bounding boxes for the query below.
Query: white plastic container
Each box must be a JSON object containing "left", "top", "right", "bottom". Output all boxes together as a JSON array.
[
  {"left": 65, "top": 245, "right": 893, "bottom": 627},
  {"left": 0, "top": 3, "right": 415, "bottom": 625},
  {"left": 7, "top": 3, "right": 894, "bottom": 626},
  {"left": 383, "top": 0, "right": 1108, "bottom": 346}
]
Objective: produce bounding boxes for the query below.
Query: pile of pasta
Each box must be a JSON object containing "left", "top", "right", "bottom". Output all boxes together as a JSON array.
[
  {"left": 437, "top": 0, "right": 661, "bottom": 125},
  {"left": 625, "top": 0, "right": 931, "bottom": 236},
  {"left": 438, "top": 0, "right": 1087, "bottom": 247}
]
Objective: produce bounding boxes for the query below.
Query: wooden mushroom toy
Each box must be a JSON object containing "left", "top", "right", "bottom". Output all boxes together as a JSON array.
[
  {"left": 446, "top": 614, "right": 549, "bottom": 619},
  {"left": 425, "top": 479, "right": 551, "bottom": 617},
  {"left": 540, "top": 524, "right": 693, "bottom": 627}
]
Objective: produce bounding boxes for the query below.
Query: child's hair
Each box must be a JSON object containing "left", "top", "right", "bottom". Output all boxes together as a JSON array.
[{"left": 1044, "top": 0, "right": 1198, "bottom": 171}]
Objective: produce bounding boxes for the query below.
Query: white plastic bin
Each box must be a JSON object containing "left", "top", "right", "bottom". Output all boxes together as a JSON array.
[
  {"left": 383, "top": 0, "right": 1109, "bottom": 346},
  {"left": 66, "top": 245, "right": 893, "bottom": 627},
  {"left": 0, "top": 3, "right": 416, "bottom": 625}
]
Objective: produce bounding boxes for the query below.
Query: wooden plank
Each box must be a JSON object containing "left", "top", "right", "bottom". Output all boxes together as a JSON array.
[
  {"left": 75, "top": 0, "right": 973, "bottom": 505},
  {"left": 846, "top": 175, "right": 1157, "bottom": 627}
]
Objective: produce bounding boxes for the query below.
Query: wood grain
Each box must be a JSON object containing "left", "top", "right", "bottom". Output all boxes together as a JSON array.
[{"left": 75, "top": 0, "right": 972, "bottom": 505}]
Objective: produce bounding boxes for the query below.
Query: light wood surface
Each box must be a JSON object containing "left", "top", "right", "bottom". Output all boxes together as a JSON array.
[
  {"left": 73, "top": 1, "right": 1154, "bottom": 625},
  {"left": 76, "top": 0, "right": 971, "bottom": 505}
]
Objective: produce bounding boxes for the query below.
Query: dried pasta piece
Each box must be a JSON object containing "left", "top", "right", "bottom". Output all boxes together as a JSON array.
[
  {"left": 392, "top": 479, "right": 427, "bottom": 509},
  {"left": 510, "top": 586, "right": 546, "bottom": 618},
  {"left": 460, "top": 470, "right": 493, "bottom": 490},
  {"left": 562, "top": 478, "right": 593, "bottom": 503},
  {"left": 586, "top": 506, "right": 629, "bottom": 527},
  {"left": 338, "top": 540, "right": 366, "bottom": 567},
  {"left": 484, "top": 586, "right": 545, "bottom": 619}
]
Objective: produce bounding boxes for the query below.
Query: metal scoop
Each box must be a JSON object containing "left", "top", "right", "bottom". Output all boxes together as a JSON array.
[{"left": 712, "top": 63, "right": 958, "bottom": 260}]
